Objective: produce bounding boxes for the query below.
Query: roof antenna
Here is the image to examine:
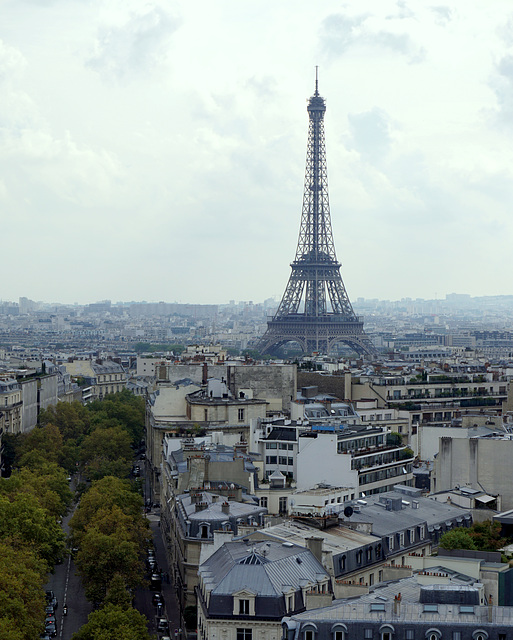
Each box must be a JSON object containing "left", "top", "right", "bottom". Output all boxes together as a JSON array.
[{"left": 315, "top": 65, "right": 319, "bottom": 95}]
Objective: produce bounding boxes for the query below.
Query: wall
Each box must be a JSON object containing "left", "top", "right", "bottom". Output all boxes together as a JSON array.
[
  {"left": 433, "top": 437, "right": 513, "bottom": 509},
  {"left": 20, "top": 379, "right": 38, "bottom": 432},
  {"left": 296, "top": 433, "right": 357, "bottom": 491}
]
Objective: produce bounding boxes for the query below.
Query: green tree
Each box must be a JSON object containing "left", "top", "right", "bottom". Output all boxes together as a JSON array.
[
  {"left": 0, "top": 463, "right": 73, "bottom": 518},
  {"left": 38, "top": 402, "right": 90, "bottom": 441},
  {"left": 71, "top": 603, "right": 152, "bottom": 640},
  {"left": 80, "top": 426, "right": 133, "bottom": 480},
  {"left": 17, "top": 423, "right": 64, "bottom": 466},
  {"left": 439, "top": 528, "right": 478, "bottom": 551},
  {"left": 104, "top": 574, "right": 133, "bottom": 609},
  {"left": 75, "top": 529, "right": 143, "bottom": 603},
  {"left": 470, "top": 520, "right": 508, "bottom": 551},
  {"left": 87, "top": 390, "right": 145, "bottom": 446},
  {"left": 0, "top": 541, "right": 46, "bottom": 640},
  {"left": 0, "top": 493, "right": 65, "bottom": 566},
  {"left": 70, "top": 477, "right": 143, "bottom": 538}
]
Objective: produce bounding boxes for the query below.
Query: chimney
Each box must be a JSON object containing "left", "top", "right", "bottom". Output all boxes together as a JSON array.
[
  {"left": 306, "top": 536, "right": 323, "bottom": 564},
  {"left": 222, "top": 502, "right": 230, "bottom": 515},
  {"left": 195, "top": 502, "right": 208, "bottom": 512},
  {"left": 202, "top": 363, "right": 208, "bottom": 385},
  {"left": 393, "top": 593, "right": 401, "bottom": 616},
  {"left": 212, "top": 495, "right": 219, "bottom": 503}
]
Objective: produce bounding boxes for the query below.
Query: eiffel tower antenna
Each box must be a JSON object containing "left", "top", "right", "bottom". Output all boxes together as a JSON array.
[{"left": 257, "top": 72, "right": 376, "bottom": 357}]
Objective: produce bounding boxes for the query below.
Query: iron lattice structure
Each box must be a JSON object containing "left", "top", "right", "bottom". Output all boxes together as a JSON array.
[{"left": 258, "top": 78, "right": 376, "bottom": 356}]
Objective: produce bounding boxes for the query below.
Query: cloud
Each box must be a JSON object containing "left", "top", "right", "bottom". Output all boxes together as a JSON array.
[
  {"left": 320, "top": 11, "right": 424, "bottom": 63},
  {"left": 319, "top": 13, "right": 369, "bottom": 57},
  {"left": 345, "top": 108, "right": 393, "bottom": 162},
  {"left": 489, "top": 54, "right": 513, "bottom": 126},
  {"left": 430, "top": 5, "right": 453, "bottom": 26},
  {"left": 86, "top": 4, "right": 181, "bottom": 81}
]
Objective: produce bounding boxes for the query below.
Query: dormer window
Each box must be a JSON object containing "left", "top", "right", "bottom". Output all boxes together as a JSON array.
[{"left": 233, "top": 591, "right": 255, "bottom": 616}]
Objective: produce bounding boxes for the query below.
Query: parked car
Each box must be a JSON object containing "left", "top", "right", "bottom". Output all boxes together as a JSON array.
[
  {"left": 44, "top": 621, "right": 57, "bottom": 637},
  {"left": 45, "top": 591, "right": 57, "bottom": 610},
  {"left": 152, "top": 592, "right": 163, "bottom": 607},
  {"left": 157, "top": 618, "right": 169, "bottom": 633},
  {"left": 151, "top": 573, "right": 162, "bottom": 590}
]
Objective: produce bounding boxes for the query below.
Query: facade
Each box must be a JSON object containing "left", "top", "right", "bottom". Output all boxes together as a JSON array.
[
  {"left": 284, "top": 575, "right": 513, "bottom": 640},
  {"left": 296, "top": 425, "right": 414, "bottom": 496},
  {"left": 0, "top": 379, "right": 22, "bottom": 435},
  {"left": 155, "top": 362, "right": 297, "bottom": 413},
  {"left": 197, "top": 539, "right": 332, "bottom": 640},
  {"left": 186, "top": 378, "right": 267, "bottom": 425},
  {"left": 63, "top": 359, "right": 127, "bottom": 401},
  {"left": 19, "top": 373, "right": 59, "bottom": 432},
  {"left": 168, "top": 490, "right": 267, "bottom": 610}
]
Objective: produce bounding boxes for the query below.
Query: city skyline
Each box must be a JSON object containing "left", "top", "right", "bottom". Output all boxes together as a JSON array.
[{"left": 3, "top": 1, "right": 513, "bottom": 305}]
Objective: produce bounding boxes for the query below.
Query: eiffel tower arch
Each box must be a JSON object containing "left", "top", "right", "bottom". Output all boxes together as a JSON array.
[{"left": 257, "top": 74, "right": 376, "bottom": 357}]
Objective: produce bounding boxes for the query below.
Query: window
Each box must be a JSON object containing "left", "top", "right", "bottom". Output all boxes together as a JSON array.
[
  {"left": 238, "top": 408, "right": 245, "bottom": 422},
  {"left": 423, "top": 604, "right": 439, "bottom": 613},
  {"left": 370, "top": 603, "right": 385, "bottom": 611},
  {"left": 304, "top": 632, "right": 314, "bottom": 640},
  {"left": 388, "top": 536, "right": 394, "bottom": 551},
  {"left": 288, "top": 443, "right": 294, "bottom": 450},
  {"left": 340, "top": 555, "right": 346, "bottom": 571},
  {"left": 260, "top": 497, "right": 268, "bottom": 508},
  {"left": 452, "top": 633, "right": 461, "bottom": 640},
  {"left": 334, "top": 633, "right": 344, "bottom": 640},
  {"left": 459, "top": 606, "right": 474, "bottom": 614},
  {"left": 369, "top": 573, "right": 374, "bottom": 586},
  {"left": 419, "top": 525, "right": 425, "bottom": 539},
  {"left": 378, "top": 570, "right": 383, "bottom": 582},
  {"left": 279, "top": 497, "right": 287, "bottom": 513},
  {"left": 406, "top": 631, "right": 414, "bottom": 640},
  {"left": 288, "top": 457, "right": 294, "bottom": 465},
  {"left": 266, "top": 442, "right": 277, "bottom": 449},
  {"left": 409, "top": 528, "right": 415, "bottom": 543},
  {"left": 287, "top": 594, "right": 294, "bottom": 611},
  {"left": 239, "top": 599, "right": 250, "bottom": 615},
  {"left": 279, "top": 456, "right": 287, "bottom": 465},
  {"left": 266, "top": 456, "right": 277, "bottom": 465},
  {"left": 364, "top": 630, "right": 373, "bottom": 639},
  {"left": 399, "top": 532, "right": 405, "bottom": 546},
  {"left": 237, "top": 629, "right": 252, "bottom": 640}
]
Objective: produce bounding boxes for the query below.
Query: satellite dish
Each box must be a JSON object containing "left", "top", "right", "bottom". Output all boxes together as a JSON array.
[{"left": 343, "top": 506, "right": 354, "bottom": 518}]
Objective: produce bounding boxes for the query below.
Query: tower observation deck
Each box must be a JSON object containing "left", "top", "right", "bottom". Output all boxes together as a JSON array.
[{"left": 257, "top": 75, "right": 376, "bottom": 357}]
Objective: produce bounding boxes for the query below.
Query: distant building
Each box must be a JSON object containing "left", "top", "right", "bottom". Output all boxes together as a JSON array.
[{"left": 63, "top": 359, "right": 127, "bottom": 402}]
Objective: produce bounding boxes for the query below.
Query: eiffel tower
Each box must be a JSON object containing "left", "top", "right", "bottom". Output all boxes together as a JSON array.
[{"left": 258, "top": 73, "right": 376, "bottom": 357}]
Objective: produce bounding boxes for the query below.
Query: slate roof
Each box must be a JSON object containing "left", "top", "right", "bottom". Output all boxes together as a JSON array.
[
  {"left": 347, "top": 488, "right": 470, "bottom": 535},
  {"left": 200, "top": 540, "right": 329, "bottom": 597}
]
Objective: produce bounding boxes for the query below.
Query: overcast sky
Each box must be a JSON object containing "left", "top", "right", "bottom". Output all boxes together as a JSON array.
[{"left": 3, "top": 0, "right": 513, "bottom": 305}]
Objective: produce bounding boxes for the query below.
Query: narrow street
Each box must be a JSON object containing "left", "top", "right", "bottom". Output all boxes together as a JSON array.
[
  {"left": 44, "top": 498, "right": 92, "bottom": 639},
  {"left": 43, "top": 463, "right": 184, "bottom": 639}
]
